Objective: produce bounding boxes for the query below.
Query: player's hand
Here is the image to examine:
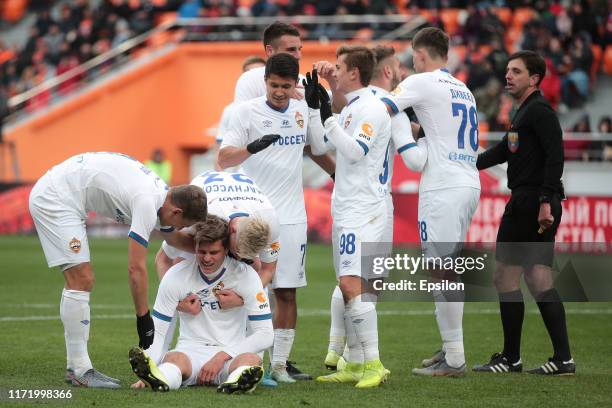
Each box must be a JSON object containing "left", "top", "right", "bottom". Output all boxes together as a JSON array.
[
  {"left": 136, "top": 310, "right": 154, "bottom": 350},
  {"left": 313, "top": 61, "right": 336, "bottom": 86},
  {"left": 177, "top": 293, "right": 201, "bottom": 315},
  {"left": 317, "top": 84, "right": 333, "bottom": 125},
  {"left": 216, "top": 289, "right": 244, "bottom": 309},
  {"left": 302, "top": 69, "right": 320, "bottom": 110},
  {"left": 246, "top": 134, "right": 281, "bottom": 154},
  {"left": 538, "top": 202, "right": 554, "bottom": 233},
  {"left": 198, "top": 352, "right": 230, "bottom": 385},
  {"left": 131, "top": 380, "right": 146, "bottom": 389}
]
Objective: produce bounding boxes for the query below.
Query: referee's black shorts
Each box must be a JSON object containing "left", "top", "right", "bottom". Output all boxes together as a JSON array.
[{"left": 496, "top": 188, "right": 562, "bottom": 268}]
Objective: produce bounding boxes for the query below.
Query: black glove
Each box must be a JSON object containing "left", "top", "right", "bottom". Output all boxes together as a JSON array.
[
  {"left": 136, "top": 310, "right": 154, "bottom": 350},
  {"left": 302, "top": 69, "right": 320, "bottom": 109},
  {"left": 246, "top": 134, "right": 281, "bottom": 154},
  {"left": 317, "top": 84, "right": 332, "bottom": 125}
]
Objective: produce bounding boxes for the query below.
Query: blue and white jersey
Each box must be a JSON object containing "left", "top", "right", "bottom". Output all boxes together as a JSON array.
[
  {"left": 47, "top": 152, "right": 172, "bottom": 247},
  {"left": 220, "top": 96, "right": 314, "bottom": 224},
  {"left": 152, "top": 256, "right": 271, "bottom": 348},
  {"left": 330, "top": 87, "right": 392, "bottom": 227},
  {"left": 381, "top": 69, "right": 480, "bottom": 193}
]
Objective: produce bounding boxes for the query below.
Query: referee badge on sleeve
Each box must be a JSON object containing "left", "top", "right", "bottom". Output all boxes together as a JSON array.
[{"left": 508, "top": 131, "right": 519, "bottom": 152}]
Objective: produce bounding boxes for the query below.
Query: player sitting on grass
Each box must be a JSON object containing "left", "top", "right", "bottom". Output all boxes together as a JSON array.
[{"left": 129, "top": 215, "right": 273, "bottom": 394}]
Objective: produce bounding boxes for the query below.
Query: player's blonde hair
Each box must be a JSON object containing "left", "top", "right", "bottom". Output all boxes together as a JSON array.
[{"left": 235, "top": 217, "right": 270, "bottom": 260}]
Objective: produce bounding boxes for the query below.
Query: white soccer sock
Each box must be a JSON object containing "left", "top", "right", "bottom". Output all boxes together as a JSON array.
[
  {"left": 328, "top": 285, "right": 346, "bottom": 354},
  {"left": 346, "top": 295, "right": 380, "bottom": 362},
  {"left": 158, "top": 362, "right": 182, "bottom": 390},
  {"left": 343, "top": 312, "right": 363, "bottom": 364},
  {"left": 271, "top": 329, "right": 295, "bottom": 368},
  {"left": 433, "top": 292, "right": 465, "bottom": 367},
  {"left": 60, "top": 288, "right": 93, "bottom": 376}
]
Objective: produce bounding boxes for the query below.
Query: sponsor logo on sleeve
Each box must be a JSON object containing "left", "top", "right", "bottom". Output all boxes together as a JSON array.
[{"left": 256, "top": 291, "right": 267, "bottom": 303}]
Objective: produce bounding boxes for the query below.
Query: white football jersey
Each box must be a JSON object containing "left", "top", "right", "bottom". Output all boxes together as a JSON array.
[
  {"left": 190, "top": 170, "right": 280, "bottom": 262},
  {"left": 47, "top": 152, "right": 172, "bottom": 246},
  {"left": 220, "top": 96, "right": 313, "bottom": 224},
  {"left": 217, "top": 103, "right": 236, "bottom": 144},
  {"left": 332, "top": 87, "right": 392, "bottom": 227},
  {"left": 234, "top": 66, "right": 305, "bottom": 103},
  {"left": 152, "top": 256, "right": 271, "bottom": 347},
  {"left": 381, "top": 69, "right": 480, "bottom": 193}
]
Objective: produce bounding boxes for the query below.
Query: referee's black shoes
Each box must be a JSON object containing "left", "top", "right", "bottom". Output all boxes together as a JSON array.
[
  {"left": 527, "top": 358, "right": 576, "bottom": 376},
  {"left": 473, "top": 352, "right": 523, "bottom": 373}
]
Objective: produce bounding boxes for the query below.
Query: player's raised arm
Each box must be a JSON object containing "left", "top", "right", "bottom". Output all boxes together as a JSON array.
[{"left": 318, "top": 85, "right": 381, "bottom": 164}]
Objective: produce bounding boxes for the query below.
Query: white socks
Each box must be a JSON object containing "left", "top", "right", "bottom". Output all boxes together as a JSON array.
[
  {"left": 433, "top": 290, "right": 465, "bottom": 367},
  {"left": 271, "top": 328, "right": 295, "bottom": 369},
  {"left": 60, "top": 288, "right": 93, "bottom": 376},
  {"left": 328, "top": 285, "right": 346, "bottom": 354},
  {"left": 158, "top": 362, "right": 182, "bottom": 390},
  {"left": 345, "top": 295, "right": 379, "bottom": 362}
]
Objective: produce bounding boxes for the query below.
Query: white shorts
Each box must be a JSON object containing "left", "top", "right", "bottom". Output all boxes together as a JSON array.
[
  {"left": 383, "top": 195, "right": 394, "bottom": 244},
  {"left": 270, "top": 223, "right": 307, "bottom": 289},
  {"left": 418, "top": 187, "right": 480, "bottom": 258},
  {"left": 332, "top": 213, "right": 388, "bottom": 280},
  {"left": 171, "top": 342, "right": 232, "bottom": 386},
  {"left": 29, "top": 173, "right": 90, "bottom": 268}
]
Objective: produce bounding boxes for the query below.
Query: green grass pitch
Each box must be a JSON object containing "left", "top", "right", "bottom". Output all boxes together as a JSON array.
[{"left": 0, "top": 236, "right": 611, "bottom": 407}]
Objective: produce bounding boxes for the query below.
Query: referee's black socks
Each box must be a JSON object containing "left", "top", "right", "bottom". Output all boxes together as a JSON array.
[
  {"left": 536, "top": 288, "right": 572, "bottom": 362},
  {"left": 499, "top": 290, "right": 524, "bottom": 363}
]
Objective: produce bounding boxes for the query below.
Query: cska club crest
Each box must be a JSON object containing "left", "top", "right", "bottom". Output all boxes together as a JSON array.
[
  {"left": 69, "top": 238, "right": 81, "bottom": 253},
  {"left": 212, "top": 281, "right": 225, "bottom": 296},
  {"left": 295, "top": 111, "right": 304, "bottom": 128},
  {"left": 508, "top": 131, "right": 519, "bottom": 153},
  {"left": 344, "top": 113, "right": 352, "bottom": 129}
]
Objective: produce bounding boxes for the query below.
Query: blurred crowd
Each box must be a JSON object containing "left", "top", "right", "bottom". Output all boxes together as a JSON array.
[{"left": 1, "top": 0, "right": 610, "bottom": 160}]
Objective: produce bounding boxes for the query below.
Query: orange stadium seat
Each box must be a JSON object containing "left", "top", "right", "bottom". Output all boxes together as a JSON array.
[
  {"left": 2, "top": 0, "right": 29, "bottom": 22},
  {"left": 512, "top": 7, "right": 535, "bottom": 30},
  {"left": 604, "top": 46, "right": 612, "bottom": 75},
  {"left": 495, "top": 7, "right": 512, "bottom": 26},
  {"left": 440, "top": 8, "right": 460, "bottom": 35}
]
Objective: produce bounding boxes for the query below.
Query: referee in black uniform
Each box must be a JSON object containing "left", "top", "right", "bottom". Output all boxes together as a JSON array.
[{"left": 473, "top": 51, "right": 574, "bottom": 375}]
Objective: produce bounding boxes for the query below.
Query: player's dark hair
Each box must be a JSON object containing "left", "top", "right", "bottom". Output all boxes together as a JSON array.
[
  {"left": 412, "top": 27, "right": 449, "bottom": 60},
  {"left": 337, "top": 45, "right": 376, "bottom": 86},
  {"left": 263, "top": 21, "right": 300, "bottom": 48},
  {"left": 508, "top": 50, "right": 547, "bottom": 86},
  {"left": 265, "top": 53, "right": 299, "bottom": 81},
  {"left": 195, "top": 214, "right": 229, "bottom": 249},
  {"left": 242, "top": 55, "right": 266, "bottom": 72},
  {"left": 169, "top": 185, "right": 207, "bottom": 222},
  {"left": 371, "top": 45, "right": 396, "bottom": 80}
]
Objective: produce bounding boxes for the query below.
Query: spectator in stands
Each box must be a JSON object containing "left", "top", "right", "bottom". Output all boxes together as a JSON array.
[
  {"left": 475, "top": 78, "right": 503, "bottom": 131},
  {"left": 565, "top": 113, "right": 591, "bottom": 161},
  {"left": 145, "top": 148, "right": 173, "bottom": 184},
  {"left": 178, "top": 0, "right": 201, "bottom": 18},
  {"left": 562, "top": 34, "right": 593, "bottom": 107},
  {"left": 598, "top": 116, "right": 612, "bottom": 162},
  {"left": 0, "top": 85, "right": 9, "bottom": 143}
]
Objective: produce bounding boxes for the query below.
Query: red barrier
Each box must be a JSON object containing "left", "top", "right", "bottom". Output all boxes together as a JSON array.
[{"left": 3, "top": 186, "right": 612, "bottom": 247}]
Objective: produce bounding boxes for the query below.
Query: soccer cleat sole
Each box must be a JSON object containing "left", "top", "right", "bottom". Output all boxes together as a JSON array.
[
  {"left": 217, "top": 366, "right": 264, "bottom": 394},
  {"left": 128, "top": 347, "right": 169, "bottom": 392}
]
